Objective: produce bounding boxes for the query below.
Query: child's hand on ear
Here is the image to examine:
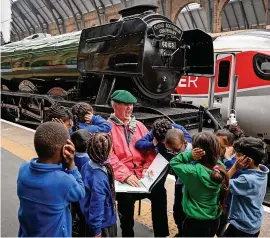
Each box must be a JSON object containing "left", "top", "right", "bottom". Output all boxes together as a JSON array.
[
  {"left": 153, "top": 137, "right": 158, "bottom": 146},
  {"left": 235, "top": 156, "right": 250, "bottom": 169},
  {"left": 52, "top": 118, "right": 65, "bottom": 126},
  {"left": 192, "top": 148, "right": 205, "bottom": 160},
  {"left": 63, "top": 139, "right": 76, "bottom": 170},
  {"left": 84, "top": 112, "right": 93, "bottom": 124}
]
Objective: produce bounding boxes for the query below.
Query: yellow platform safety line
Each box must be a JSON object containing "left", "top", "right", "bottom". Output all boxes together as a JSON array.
[
  {"left": 1, "top": 136, "right": 178, "bottom": 237},
  {"left": 1, "top": 137, "right": 37, "bottom": 162}
]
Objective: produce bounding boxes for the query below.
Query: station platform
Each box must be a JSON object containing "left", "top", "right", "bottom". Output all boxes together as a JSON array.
[{"left": 1, "top": 119, "right": 270, "bottom": 237}]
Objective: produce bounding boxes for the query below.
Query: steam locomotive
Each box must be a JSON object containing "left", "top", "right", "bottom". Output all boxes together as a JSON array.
[{"left": 1, "top": 4, "right": 221, "bottom": 131}]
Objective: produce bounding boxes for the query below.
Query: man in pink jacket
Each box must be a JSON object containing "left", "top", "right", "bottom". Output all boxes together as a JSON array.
[{"left": 108, "top": 90, "right": 169, "bottom": 237}]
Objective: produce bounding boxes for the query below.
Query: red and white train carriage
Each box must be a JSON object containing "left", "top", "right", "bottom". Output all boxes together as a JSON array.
[{"left": 176, "top": 30, "right": 270, "bottom": 146}]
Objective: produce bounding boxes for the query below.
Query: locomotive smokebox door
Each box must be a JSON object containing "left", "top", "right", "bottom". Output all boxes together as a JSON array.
[{"left": 181, "top": 29, "right": 214, "bottom": 76}]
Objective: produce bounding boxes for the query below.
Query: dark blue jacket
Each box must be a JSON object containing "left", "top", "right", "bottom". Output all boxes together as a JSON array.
[
  {"left": 74, "top": 152, "right": 90, "bottom": 173},
  {"left": 135, "top": 123, "right": 192, "bottom": 161},
  {"left": 17, "top": 159, "right": 85, "bottom": 237},
  {"left": 80, "top": 161, "right": 117, "bottom": 235},
  {"left": 70, "top": 115, "right": 112, "bottom": 134}
]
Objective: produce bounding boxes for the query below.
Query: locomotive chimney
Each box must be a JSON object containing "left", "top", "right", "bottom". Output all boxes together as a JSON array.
[{"left": 119, "top": 4, "right": 158, "bottom": 18}]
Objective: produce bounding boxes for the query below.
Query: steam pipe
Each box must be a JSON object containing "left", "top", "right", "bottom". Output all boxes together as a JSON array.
[{"left": 204, "top": 108, "right": 221, "bottom": 132}]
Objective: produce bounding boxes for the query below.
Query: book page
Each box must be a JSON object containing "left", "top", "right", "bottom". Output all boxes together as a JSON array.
[
  {"left": 115, "top": 181, "right": 149, "bottom": 193},
  {"left": 140, "top": 153, "right": 169, "bottom": 191}
]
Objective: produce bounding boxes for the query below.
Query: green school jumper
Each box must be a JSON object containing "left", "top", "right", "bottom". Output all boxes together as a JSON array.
[{"left": 170, "top": 152, "right": 222, "bottom": 220}]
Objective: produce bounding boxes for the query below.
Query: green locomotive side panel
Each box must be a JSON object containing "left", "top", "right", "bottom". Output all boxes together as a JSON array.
[{"left": 1, "top": 31, "right": 81, "bottom": 79}]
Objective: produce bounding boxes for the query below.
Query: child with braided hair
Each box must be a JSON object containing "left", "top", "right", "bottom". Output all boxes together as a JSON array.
[
  {"left": 71, "top": 102, "right": 112, "bottom": 134},
  {"left": 45, "top": 103, "right": 73, "bottom": 132},
  {"left": 80, "top": 133, "right": 117, "bottom": 237}
]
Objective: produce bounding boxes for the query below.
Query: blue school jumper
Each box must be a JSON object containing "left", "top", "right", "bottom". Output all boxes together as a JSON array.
[
  {"left": 70, "top": 115, "right": 112, "bottom": 134},
  {"left": 74, "top": 152, "right": 90, "bottom": 172},
  {"left": 229, "top": 164, "right": 269, "bottom": 234},
  {"left": 135, "top": 123, "right": 192, "bottom": 161},
  {"left": 17, "top": 159, "right": 85, "bottom": 237},
  {"left": 80, "top": 160, "right": 117, "bottom": 236}
]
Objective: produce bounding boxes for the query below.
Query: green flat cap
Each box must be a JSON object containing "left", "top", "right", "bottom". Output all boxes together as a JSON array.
[{"left": 111, "top": 90, "right": 137, "bottom": 104}]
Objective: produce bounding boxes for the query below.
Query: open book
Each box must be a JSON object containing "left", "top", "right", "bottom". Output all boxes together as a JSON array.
[{"left": 115, "top": 153, "right": 169, "bottom": 193}]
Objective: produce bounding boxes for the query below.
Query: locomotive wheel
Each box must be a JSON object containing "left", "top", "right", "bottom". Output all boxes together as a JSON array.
[
  {"left": 1, "top": 84, "right": 18, "bottom": 122},
  {"left": 19, "top": 80, "right": 38, "bottom": 93},
  {"left": 1, "top": 84, "right": 10, "bottom": 91},
  {"left": 47, "top": 87, "right": 67, "bottom": 100},
  {"left": 2, "top": 98, "right": 18, "bottom": 122}
]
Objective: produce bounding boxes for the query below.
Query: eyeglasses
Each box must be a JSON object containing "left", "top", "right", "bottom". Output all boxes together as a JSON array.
[{"left": 167, "top": 143, "right": 185, "bottom": 155}]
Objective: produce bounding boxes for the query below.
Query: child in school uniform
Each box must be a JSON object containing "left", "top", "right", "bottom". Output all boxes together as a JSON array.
[
  {"left": 135, "top": 119, "right": 192, "bottom": 237},
  {"left": 215, "top": 128, "right": 244, "bottom": 235},
  {"left": 170, "top": 132, "right": 229, "bottom": 237},
  {"left": 135, "top": 118, "right": 192, "bottom": 160},
  {"left": 71, "top": 102, "right": 112, "bottom": 134},
  {"left": 70, "top": 129, "right": 92, "bottom": 236},
  {"left": 71, "top": 129, "right": 92, "bottom": 172},
  {"left": 45, "top": 103, "right": 73, "bottom": 132},
  {"left": 17, "top": 122, "right": 85, "bottom": 237},
  {"left": 80, "top": 133, "right": 117, "bottom": 237},
  {"left": 164, "top": 128, "right": 192, "bottom": 236},
  {"left": 223, "top": 137, "right": 269, "bottom": 237}
]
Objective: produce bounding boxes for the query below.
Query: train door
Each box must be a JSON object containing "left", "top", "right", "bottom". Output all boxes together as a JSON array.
[{"left": 209, "top": 52, "right": 238, "bottom": 121}]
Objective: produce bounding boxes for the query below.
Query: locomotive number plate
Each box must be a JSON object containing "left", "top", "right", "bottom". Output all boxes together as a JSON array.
[{"left": 159, "top": 41, "right": 177, "bottom": 50}]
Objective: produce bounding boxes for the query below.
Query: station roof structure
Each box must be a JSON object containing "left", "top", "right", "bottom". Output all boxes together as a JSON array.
[
  {"left": 9, "top": 0, "right": 126, "bottom": 40},
  {"left": 176, "top": 0, "right": 267, "bottom": 32},
  {"left": 8, "top": 0, "right": 268, "bottom": 41}
]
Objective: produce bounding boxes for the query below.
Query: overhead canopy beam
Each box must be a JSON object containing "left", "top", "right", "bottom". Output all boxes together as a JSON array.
[
  {"left": 120, "top": 0, "right": 127, "bottom": 8},
  {"left": 197, "top": 9, "right": 207, "bottom": 31},
  {"left": 223, "top": 8, "right": 231, "bottom": 31},
  {"left": 78, "top": 0, "right": 89, "bottom": 12},
  {"left": 37, "top": 0, "right": 54, "bottom": 23},
  {"left": 160, "top": 0, "right": 165, "bottom": 16},
  {"left": 11, "top": 21, "right": 21, "bottom": 40},
  {"left": 186, "top": 5, "right": 198, "bottom": 29},
  {"left": 23, "top": 0, "right": 48, "bottom": 33},
  {"left": 250, "top": 0, "right": 259, "bottom": 26},
  {"left": 182, "top": 12, "right": 192, "bottom": 29},
  {"left": 55, "top": 1, "right": 69, "bottom": 18},
  {"left": 18, "top": 0, "right": 39, "bottom": 29},
  {"left": 43, "top": 0, "right": 63, "bottom": 34},
  {"left": 108, "top": 0, "right": 114, "bottom": 7},
  {"left": 11, "top": 0, "right": 33, "bottom": 35},
  {"left": 231, "top": 2, "right": 240, "bottom": 29},
  {"left": 97, "top": 0, "right": 108, "bottom": 22},
  {"left": 89, "top": 0, "right": 102, "bottom": 25},
  {"left": 239, "top": 0, "right": 249, "bottom": 29},
  {"left": 12, "top": 13, "right": 26, "bottom": 35},
  {"left": 64, "top": 0, "right": 80, "bottom": 30},
  {"left": 177, "top": 18, "right": 184, "bottom": 30},
  {"left": 70, "top": 0, "right": 84, "bottom": 28}
]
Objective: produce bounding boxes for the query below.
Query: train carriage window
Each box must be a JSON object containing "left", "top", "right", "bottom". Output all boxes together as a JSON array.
[
  {"left": 66, "top": 58, "right": 77, "bottom": 65},
  {"left": 31, "top": 60, "right": 50, "bottom": 67},
  {"left": 1, "top": 62, "right": 11, "bottom": 69},
  {"left": 253, "top": 54, "right": 270, "bottom": 80},
  {"left": 218, "top": 61, "right": 230, "bottom": 87}
]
